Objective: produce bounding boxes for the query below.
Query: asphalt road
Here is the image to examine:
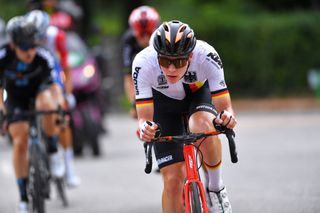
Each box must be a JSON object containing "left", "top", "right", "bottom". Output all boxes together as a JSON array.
[{"left": 0, "top": 109, "right": 320, "bottom": 213}]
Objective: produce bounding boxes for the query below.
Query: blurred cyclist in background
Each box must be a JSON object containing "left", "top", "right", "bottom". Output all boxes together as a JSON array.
[
  {"left": 27, "top": 0, "right": 83, "bottom": 33},
  {"left": 121, "top": 5, "right": 160, "bottom": 118},
  {"left": 0, "top": 16, "right": 62, "bottom": 213},
  {"left": 25, "top": 10, "right": 81, "bottom": 187}
]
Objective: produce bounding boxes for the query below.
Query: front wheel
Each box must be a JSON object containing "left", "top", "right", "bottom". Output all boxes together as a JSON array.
[
  {"left": 189, "top": 182, "right": 202, "bottom": 213},
  {"left": 54, "top": 177, "right": 68, "bottom": 207},
  {"left": 28, "top": 144, "right": 47, "bottom": 213}
]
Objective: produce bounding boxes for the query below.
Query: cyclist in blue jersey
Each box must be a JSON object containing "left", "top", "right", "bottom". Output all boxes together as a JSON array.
[{"left": 0, "top": 16, "right": 61, "bottom": 213}]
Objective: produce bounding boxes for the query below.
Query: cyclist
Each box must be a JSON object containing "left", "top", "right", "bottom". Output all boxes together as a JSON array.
[
  {"left": 121, "top": 5, "right": 160, "bottom": 118},
  {"left": 0, "top": 16, "right": 62, "bottom": 213},
  {"left": 25, "top": 9, "right": 81, "bottom": 187},
  {"left": 27, "top": 0, "right": 83, "bottom": 33},
  {"left": 133, "top": 20, "right": 237, "bottom": 213}
]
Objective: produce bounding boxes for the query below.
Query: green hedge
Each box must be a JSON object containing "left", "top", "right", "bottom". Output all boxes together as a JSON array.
[{"left": 189, "top": 9, "right": 320, "bottom": 97}]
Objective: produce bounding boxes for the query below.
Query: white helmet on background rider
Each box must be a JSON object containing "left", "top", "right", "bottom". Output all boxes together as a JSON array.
[{"left": 25, "top": 9, "right": 50, "bottom": 41}]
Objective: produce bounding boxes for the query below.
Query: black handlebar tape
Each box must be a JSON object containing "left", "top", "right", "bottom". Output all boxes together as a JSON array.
[
  {"left": 144, "top": 143, "right": 153, "bottom": 174},
  {"left": 226, "top": 131, "right": 238, "bottom": 163}
]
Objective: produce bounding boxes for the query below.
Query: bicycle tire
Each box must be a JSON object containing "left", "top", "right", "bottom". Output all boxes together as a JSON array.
[
  {"left": 83, "top": 112, "right": 101, "bottom": 156},
  {"left": 28, "top": 144, "right": 46, "bottom": 213},
  {"left": 189, "top": 182, "right": 202, "bottom": 213},
  {"left": 54, "top": 177, "right": 68, "bottom": 207}
]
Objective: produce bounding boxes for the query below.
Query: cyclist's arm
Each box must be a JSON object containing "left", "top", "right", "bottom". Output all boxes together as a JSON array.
[
  {"left": 211, "top": 89, "right": 237, "bottom": 129},
  {"left": 201, "top": 46, "right": 237, "bottom": 128},
  {"left": 132, "top": 47, "right": 159, "bottom": 141},
  {"left": 137, "top": 104, "right": 154, "bottom": 127},
  {"left": 212, "top": 94, "right": 235, "bottom": 116},
  {"left": 0, "top": 48, "right": 7, "bottom": 111},
  {"left": 136, "top": 104, "right": 158, "bottom": 142},
  {"left": 0, "top": 88, "right": 4, "bottom": 112},
  {"left": 56, "top": 29, "right": 72, "bottom": 94}
]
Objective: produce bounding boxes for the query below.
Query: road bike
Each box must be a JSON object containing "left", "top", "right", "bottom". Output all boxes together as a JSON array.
[
  {"left": 5, "top": 109, "right": 69, "bottom": 212},
  {"left": 144, "top": 119, "right": 238, "bottom": 213}
]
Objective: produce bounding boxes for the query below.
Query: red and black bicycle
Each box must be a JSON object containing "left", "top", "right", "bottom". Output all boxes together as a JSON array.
[{"left": 144, "top": 120, "right": 238, "bottom": 213}]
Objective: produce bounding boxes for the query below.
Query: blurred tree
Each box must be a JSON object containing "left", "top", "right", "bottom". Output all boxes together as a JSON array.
[
  {"left": 122, "top": 0, "right": 144, "bottom": 29},
  {"left": 249, "top": 0, "right": 319, "bottom": 11}
]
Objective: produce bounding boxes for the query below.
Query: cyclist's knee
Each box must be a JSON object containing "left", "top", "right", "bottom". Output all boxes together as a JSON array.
[
  {"left": 9, "top": 123, "right": 29, "bottom": 149},
  {"left": 50, "top": 84, "right": 64, "bottom": 105},
  {"left": 36, "top": 90, "right": 56, "bottom": 110},
  {"left": 11, "top": 130, "right": 29, "bottom": 154},
  {"left": 162, "top": 165, "right": 185, "bottom": 196},
  {"left": 163, "top": 175, "right": 184, "bottom": 197},
  {"left": 189, "top": 111, "right": 215, "bottom": 133}
]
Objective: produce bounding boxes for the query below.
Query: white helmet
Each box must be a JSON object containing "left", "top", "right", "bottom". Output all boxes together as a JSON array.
[{"left": 25, "top": 9, "right": 50, "bottom": 40}]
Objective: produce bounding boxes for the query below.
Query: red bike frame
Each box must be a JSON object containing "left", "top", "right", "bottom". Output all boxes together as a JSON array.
[
  {"left": 145, "top": 128, "right": 237, "bottom": 213},
  {"left": 183, "top": 144, "right": 209, "bottom": 213}
]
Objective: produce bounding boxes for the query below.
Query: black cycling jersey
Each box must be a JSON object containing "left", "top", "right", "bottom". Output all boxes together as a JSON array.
[
  {"left": 0, "top": 44, "right": 54, "bottom": 101},
  {"left": 121, "top": 29, "right": 144, "bottom": 75}
]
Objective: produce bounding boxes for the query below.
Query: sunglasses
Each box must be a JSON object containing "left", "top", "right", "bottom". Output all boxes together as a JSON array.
[{"left": 158, "top": 56, "right": 189, "bottom": 68}]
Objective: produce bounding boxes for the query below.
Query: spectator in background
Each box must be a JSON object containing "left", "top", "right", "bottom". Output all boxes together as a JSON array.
[{"left": 121, "top": 5, "right": 160, "bottom": 118}]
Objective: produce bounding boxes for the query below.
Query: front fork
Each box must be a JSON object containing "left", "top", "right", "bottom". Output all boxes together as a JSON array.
[{"left": 183, "top": 144, "right": 209, "bottom": 213}]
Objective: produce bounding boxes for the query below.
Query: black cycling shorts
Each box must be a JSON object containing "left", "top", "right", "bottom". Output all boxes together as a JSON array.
[
  {"left": 152, "top": 81, "right": 217, "bottom": 169},
  {"left": 5, "top": 83, "right": 52, "bottom": 124}
]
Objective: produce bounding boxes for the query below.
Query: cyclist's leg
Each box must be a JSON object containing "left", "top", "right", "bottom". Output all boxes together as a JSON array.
[
  {"left": 9, "top": 121, "right": 29, "bottom": 201},
  {"left": 189, "top": 111, "right": 224, "bottom": 191},
  {"left": 187, "top": 82, "right": 231, "bottom": 212},
  {"left": 50, "top": 76, "right": 80, "bottom": 186},
  {"left": 152, "top": 89, "right": 187, "bottom": 213},
  {"left": 36, "top": 88, "right": 64, "bottom": 177},
  {"left": 187, "top": 81, "right": 224, "bottom": 192},
  {"left": 6, "top": 99, "right": 31, "bottom": 209},
  {"left": 161, "top": 162, "right": 185, "bottom": 213},
  {"left": 36, "top": 88, "right": 60, "bottom": 137}
]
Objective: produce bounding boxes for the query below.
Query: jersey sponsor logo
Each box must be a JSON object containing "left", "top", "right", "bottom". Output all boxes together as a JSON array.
[
  {"left": 184, "top": 71, "right": 197, "bottom": 83},
  {"left": 133, "top": 66, "right": 141, "bottom": 95},
  {"left": 219, "top": 80, "right": 226, "bottom": 87},
  {"left": 157, "top": 155, "right": 173, "bottom": 166},
  {"left": 196, "top": 105, "right": 217, "bottom": 114},
  {"left": 156, "top": 85, "right": 169, "bottom": 89},
  {"left": 156, "top": 74, "right": 169, "bottom": 89},
  {"left": 206, "top": 52, "right": 223, "bottom": 69},
  {"left": 157, "top": 74, "right": 167, "bottom": 85}
]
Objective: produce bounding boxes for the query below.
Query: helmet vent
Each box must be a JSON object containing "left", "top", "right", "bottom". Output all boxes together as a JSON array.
[
  {"left": 164, "top": 24, "right": 169, "bottom": 31},
  {"left": 179, "top": 26, "right": 186, "bottom": 33}
]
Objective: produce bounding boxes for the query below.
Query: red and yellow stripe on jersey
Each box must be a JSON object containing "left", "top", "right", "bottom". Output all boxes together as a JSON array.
[
  {"left": 211, "top": 88, "right": 229, "bottom": 99},
  {"left": 189, "top": 81, "right": 205, "bottom": 93},
  {"left": 136, "top": 98, "right": 154, "bottom": 108}
]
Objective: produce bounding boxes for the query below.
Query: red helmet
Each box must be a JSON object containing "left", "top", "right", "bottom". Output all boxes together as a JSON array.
[{"left": 129, "top": 5, "right": 160, "bottom": 37}]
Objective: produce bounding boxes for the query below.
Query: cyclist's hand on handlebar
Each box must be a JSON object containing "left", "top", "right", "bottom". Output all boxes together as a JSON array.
[
  {"left": 64, "top": 93, "right": 76, "bottom": 110},
  {"left": 139, "top": 120, "right": 160, "bottom": 142},
  {"left": 214, "top": 110, "right": 237, "bottom": 129}
]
